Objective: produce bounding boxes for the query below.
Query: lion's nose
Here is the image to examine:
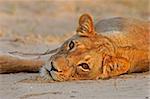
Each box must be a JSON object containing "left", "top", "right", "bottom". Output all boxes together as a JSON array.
[{"left": 50, "top": 61, "right": 59, "bottom": 72}]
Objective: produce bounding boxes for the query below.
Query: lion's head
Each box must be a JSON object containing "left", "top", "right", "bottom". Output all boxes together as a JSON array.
[{"left": 40, "top": 14, "right": 116, "bottom": 81}]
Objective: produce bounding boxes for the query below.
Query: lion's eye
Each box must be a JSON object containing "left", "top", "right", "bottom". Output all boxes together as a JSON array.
[
  {"left": 69, "top": 41, "right": 75, "bottom": 50},
  {"left": 78, "top": 63, "right": 90, "bottom": 70}
]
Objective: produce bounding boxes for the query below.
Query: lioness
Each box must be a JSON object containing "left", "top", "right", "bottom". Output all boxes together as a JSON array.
[{"left": 40, "top": 14, "right": 149, "bottom": 81}]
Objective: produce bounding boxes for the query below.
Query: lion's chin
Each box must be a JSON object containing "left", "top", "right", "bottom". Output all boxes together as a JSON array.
[
  {"left": 50, "top": 71, "right": 65, "bottom": 81},
  {"left": 39, "top": 67, "right": 53, "bottom": 80}
]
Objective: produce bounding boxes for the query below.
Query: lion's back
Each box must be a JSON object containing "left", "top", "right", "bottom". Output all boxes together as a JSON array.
[{"left": 95, "top": 17, "right": 149, "bottom": 50}]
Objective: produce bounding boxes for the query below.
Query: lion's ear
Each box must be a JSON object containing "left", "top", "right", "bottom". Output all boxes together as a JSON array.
[{"left": 76, "top": 13, "right": 96, "bottom": 37}]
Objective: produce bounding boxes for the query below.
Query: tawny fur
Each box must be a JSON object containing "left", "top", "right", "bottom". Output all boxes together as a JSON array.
[{"left": 41, "top": 14, "right": 149, "bottom": 81}]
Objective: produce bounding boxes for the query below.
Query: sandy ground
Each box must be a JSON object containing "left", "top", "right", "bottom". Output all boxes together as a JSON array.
[
  {"left": 0, "top": 72, "right": 149, "bottom": 99},
  {"left": 0, "top": 0, "right": 149, "bottom": 99},
  {"left": 0, "top": 39, "right": 149, "bottom": 99}
]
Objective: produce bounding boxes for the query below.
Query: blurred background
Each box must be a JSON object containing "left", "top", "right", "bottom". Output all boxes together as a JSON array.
[{"left": 0, "top": 0, "right": 149, "bottom": 52}]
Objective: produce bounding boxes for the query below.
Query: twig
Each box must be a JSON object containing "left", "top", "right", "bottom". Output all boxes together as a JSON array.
[
  {"left": 0, "top": 38, "right": 25, "bottom": 44},
  {"left": 8, "top": 48, "right": 58, "bottom": 56}
]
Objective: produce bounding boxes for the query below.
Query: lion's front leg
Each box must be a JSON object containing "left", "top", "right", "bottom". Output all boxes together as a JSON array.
[{"left": 98, "top": 56, "right": 130, "bottom": 79}]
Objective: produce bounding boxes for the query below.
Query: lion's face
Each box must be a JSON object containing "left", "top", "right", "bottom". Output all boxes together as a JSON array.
[{"left": 40, "top": 14, "right": 115, "bottom": 81}]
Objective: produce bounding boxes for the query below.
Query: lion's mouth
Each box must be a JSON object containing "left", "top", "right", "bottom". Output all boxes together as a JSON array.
[
  {"left": 46, "top": 61, "right": 63, "bottom": 81},
  {"left": 45, "top": 68, "right": 54, "bottom": 80},
  {"left": 50, "top": 61, "right": 59, "bottom": 72}
]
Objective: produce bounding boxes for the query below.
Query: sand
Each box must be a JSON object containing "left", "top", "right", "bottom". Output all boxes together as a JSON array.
[{"left": 0, "top": 72, "right": 149, "bottom": 99}]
